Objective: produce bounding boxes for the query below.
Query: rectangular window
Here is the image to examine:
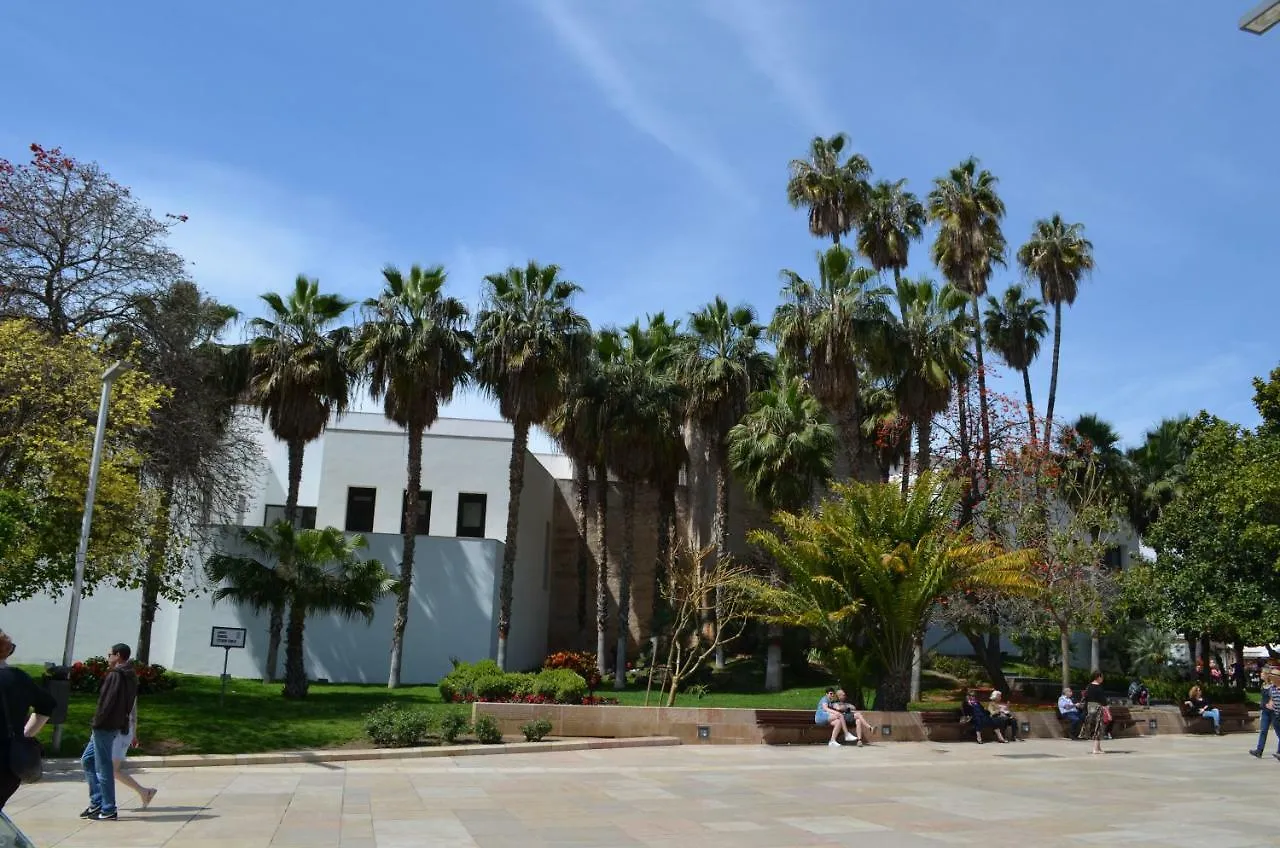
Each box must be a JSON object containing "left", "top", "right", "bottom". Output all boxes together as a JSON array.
[
  {"left": 456, "top": 493, "right": 487, "bottom": 538},
  {"left": 345, "top": 487, "right": 377, "bottom": 533},
  {"left": 401, "top": 490, "right": 432, "bottom": 536},
  {"left": 263, "top": 504, "right": 316, "bottom": 529}
]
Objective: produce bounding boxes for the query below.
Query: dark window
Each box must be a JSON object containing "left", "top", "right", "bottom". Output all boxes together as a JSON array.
[
  {"left": 401, "top": 490, "right": 432, "bottom": 535},
  {"left": 345, "top": 487, "right": 377, "bottom": 533},
  {"left": 1103, "top": 546, "right": 1125, "bottom": 569},
  {"left": 456, "top": 493, "right": 487, "bottom": 538},
  {"left": 263, "top": 504, "right": 316, "bottom": 529}
]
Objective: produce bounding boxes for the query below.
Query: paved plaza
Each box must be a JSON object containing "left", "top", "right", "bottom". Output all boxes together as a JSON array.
[{"left": 6, "top": 734, "right": 1277, "bottom": 847}]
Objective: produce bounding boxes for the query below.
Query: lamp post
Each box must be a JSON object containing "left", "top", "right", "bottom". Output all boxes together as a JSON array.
[
  {"left": 1240, "top": 0, "right": 1280, "bottom": 34},
  {"left": 51, "top": 360, "right": 129, "bottom": 752}
]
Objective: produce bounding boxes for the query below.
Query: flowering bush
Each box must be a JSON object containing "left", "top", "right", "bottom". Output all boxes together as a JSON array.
[
  {"left": 439, "top": 660, "right": 608, "bottom": 705},
  {"left": 542, "top": 651, "right": 602, "bottom": 691},
  {"left": 67, "top": 657, "right": 177, "bottom": 695}
]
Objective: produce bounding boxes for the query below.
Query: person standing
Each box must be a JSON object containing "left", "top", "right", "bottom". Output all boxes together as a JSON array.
[
  {"left": 0, "top": 630, "right": 56, "bottom": 810},
  {"left": 1081, "top": 670, "right": 1108, "bottom": 755},
  {"left": 80, "top": 644, "right": 138, "bottom": 822}
]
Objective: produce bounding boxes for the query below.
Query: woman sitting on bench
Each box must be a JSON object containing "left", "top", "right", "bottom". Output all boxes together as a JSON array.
[
  {"left": 989, "top": 691, "right": 1021, "bottom": 741},
  {"left": 830, "top": 689, "right": 873, "bottom": 746},
  {"left": 961, "top": 690, "right": 1007, "bottom": 744},
  {"left": 815, "top": 688, "right": 858, "bottom": 748},
  {"left": 1185, "top": 685, "right": 1222, "bottom": 735}
]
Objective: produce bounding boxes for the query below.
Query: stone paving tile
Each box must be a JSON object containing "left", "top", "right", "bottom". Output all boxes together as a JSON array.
[{"left": 6, "top": 735, "right": 1280, "bottom": 846}]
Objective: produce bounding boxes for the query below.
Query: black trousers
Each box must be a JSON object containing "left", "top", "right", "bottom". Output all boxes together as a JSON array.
[{"left": 0, "top": 768, "right": 21, "bottom": 810}]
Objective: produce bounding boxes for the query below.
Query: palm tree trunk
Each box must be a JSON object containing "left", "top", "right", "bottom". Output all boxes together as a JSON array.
[
  {"left": 388, "top": 423, "right": 423, "bottom": 689},
  {"left": 282, "top": 601, "right": 309, "bottom": 699},
  {"left": 970, "top": 297, "right": 994, "bottom": 480},
  {"left": 266, "top": 437, "right": 306, "bottom": 682},
  {"left": 712, "top": 439, "right": 730, "bottom": 670},
  {"left": 900, "top": 422, "right": 912, "bottom": 498},
  {"left": 916, "top": 417, "right": 932, "bottom": 474},
  {"left": 574, "top": 457, "right": 591, "bottom": 646},
  {"left": 1090, "top": 630, "right": 1100, "bottom": 673},
  {"left": 649, "top": 480, "right": 675, "bottom": 644},
  {"left": 956, "top": 378, "right": 974, "bottom": 527},
  {"left": 615, "top": 480, "right": 637, "bottom": 690},
  {"left": 496, "top": 416, "right": 530, "bottom": 670},
  {"left": 1045, "top": 301, "right": 1063, "bottom": 446},
  {"left": 595, "top": 459, "right": 610, "bottom": 678},
  {"left": 1021, "top": 367, "right": 1038, "bottom": 445},
  {"left": 137, "top": 479, "right": 173, "bottom": 665},
  {"left": 765, "top": 623, "right": 784, "bottom": 693},
  {"left": 1060, "top": 626, "right": 1072, "bottom": 691}
]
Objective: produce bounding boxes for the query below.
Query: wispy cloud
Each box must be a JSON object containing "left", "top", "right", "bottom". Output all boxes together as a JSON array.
[
  {"left": 700, "top": 0, "right": 836, "bottom": 134},
  {"left": 531, "top": 0, "right": 749, "bottom": 203}
]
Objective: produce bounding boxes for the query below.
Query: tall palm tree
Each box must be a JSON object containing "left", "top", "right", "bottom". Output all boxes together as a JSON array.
[
  {"left": 1126, "top": 415, "right": 1193, "bottom": 537},
  {"left": 771, "top": 245, "right": 891, "bottom": 482},
  {"left": 728, "top": 376, "right": 835, "bottom": 692},
  {"left": 857, "top": 178, "right": 926, "bottom": 284},
  {"left": 680, "top": 297, "right": 774, "bottom": 667},
  {"left": 928, "top": 159, "right": 1007, "bottom": 481},
  {"left": 247, "top": 275, "right": 353, "bottom": 681},
  {"left": 786, "top": 133, "right": 871, "bottom": 245},
  {"left": 884, "top": 277, "right": 971, "bottom": 487},
  {"left": 1017, "top": 214, "right": 1095, "bottom": 445},
  {"left": 350, "top": 264, "right": 473, "bottom": 688},
  {"left": 207, "top": 523, "right": 396, "bottom": 699},
  {"left": 983, "top": 285, "right": 1049, "bottom": 444},
  {"left": 474, "top": 261, "right": 591, "bottom": 669}
]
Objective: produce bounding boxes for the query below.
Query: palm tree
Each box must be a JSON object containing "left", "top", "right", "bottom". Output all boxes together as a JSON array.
[
  {"left": 771, "top": 246, "right": 891, "bottom": 482},
  {"left": 207, "top": 523, "right": 396, "bottom": 698},
  {"left": 983, "top": 285, "right": 1049, "bottom": 444},
  {"left": 247, "top": 275, "right": 353, "bottom": 681},
  {"left": 884, "top": 277, "right": 971, "bottom": 488},
  {"left": 928, "top": 159, "right": 1007, "bottom": 481},
  {"left": 474, "top": 261, "right": 591, "bottom": 669},
  {"left": 350, "top": 264, "right": 473, "bottom": 688},
  {"left": 786, "top": 133, "right": 871, "bottom": 245},
  {"left": 1126, "top": 415, "right": 1193, "bottom": 537},
  {"left": 1016, "top": 214, "right": 1095, "bottom": 445},
  {"left": 857, "top": 179, "right": 926, "bottom": 284},
  {"left": 680, "top": 297, "right": 774, "bottom": 667}
]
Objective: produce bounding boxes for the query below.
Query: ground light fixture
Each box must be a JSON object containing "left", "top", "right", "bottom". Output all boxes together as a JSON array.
[{"left": 1240, "top": 0, "right": 1280, "bottom": 34}]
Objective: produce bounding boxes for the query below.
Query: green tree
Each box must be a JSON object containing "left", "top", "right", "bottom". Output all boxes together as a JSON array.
[
  {"left": 1016, "top": 214, "right": 1095, "bottom": 444},
  {"left": 928, "top": 158, "right": 1007, "bottom": 482},
  {"left": 786, "top": 133, "right": 870, "bottom": 245},
  {"left": 247, "top": 275, "right": 354, "bottom": 681},
  {"left": 474, "top": 261, "right": 591, "bottom": 669},
  {"left": 983, "top": 285, "right": 1049, "bottom": 444},
  {"left": 206, "top": 523, "right": 397, "bottom": 699},
  {"left": 771, "top": 246, "right": 890, "bottom": 481},
  {"left": 350, "top": 264, "right": 473, "bottom": 688},
  {"left": 857, "top": 178, "right": 926, "bottom": 284},
  {"left": 747, "top": 475, "right": 1033, "bottom": 710},
  {"left": 1126, "top": 415, "right": 1193, "bottom": 537}
]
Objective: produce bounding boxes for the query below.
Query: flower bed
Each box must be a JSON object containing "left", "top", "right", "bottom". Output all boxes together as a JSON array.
[{"left": 65, "top": 657, "right": 178, "bottom": 695}]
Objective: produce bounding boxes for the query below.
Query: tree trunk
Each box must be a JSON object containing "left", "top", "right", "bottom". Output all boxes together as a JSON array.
[
  {"left": 282, "top": 602, "right": 309, "bottom": 699},
  {"left": 910, "top": 636, "right": 922, "bottom": 702},
  {"left": 962, "top": 629, "right": 1012, "bottom": 694},
  {"left": 712, "top": 439, "right": 730, "bottom": 670},
  {"left": 496, "top": 418, "right": 529, "bottom": 670},
  {"left": 1090, "top": 630, "right": 1100, "bottom": 674},
  {"left": 595, "top": 460, "right": 610, "bottom": 678},
  {"left": 1184, "top": 632, "right": 1198, "bottom": 673},
  {"left": 877, "top": 649, "right": 914, "bottom": 711},
  {"left": 266, "top": 437, "right": 307, "bottom": 683},
  {"left": 285, "top": 438, "right": 304, "bottom": 526},
  {"left": 765, "top": 624, "right": 784, "bottom": 693},
  {"left": 1199, "top": 633, "right": 1212, "bottom": 682},
  {"left": 615, "top": 480, "right": 637, "bottom": 690},
  {"left": 900, "top": 422, "right": 912, "bottom": 498},
  {"left": 387, "top": 424, "right": 423, "bottom": 689},
  {"left": 956, "top": 378, "right": 975, "bottom": 527},
  {"left": 833, "top": 403, "right": 862, "bottom": 484},
  {"left": 1020, "top": 366, "right": 1038, "bottom": 445},
  {"left": 970, "top": 296, "right": 994, "bottom": 480},
  {"left": 649, "top": 481, "right": 675, "bottom": 644},
  {"left": 1044, "top": 300, "right": 1063, "bottom": 446},
  {"left": 137, "top": 481, "right": 173, "bottom": 665},
  {"left": 1060, "top": 626, "right": 1072, "bottom": 690},
  {"left": 916, "top": 416, "right": 932, "bottom": 474},
  {"left": 574, "top": 458, "right": 591, "bottom": 645}
]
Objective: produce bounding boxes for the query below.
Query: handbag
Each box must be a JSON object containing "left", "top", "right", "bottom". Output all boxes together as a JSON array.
[
  {"left": 1, "top": 692, "right": 43, "bottom": 784},
  {"left": 1100, "top": 705, "right": 1113, "bottom": 724}
]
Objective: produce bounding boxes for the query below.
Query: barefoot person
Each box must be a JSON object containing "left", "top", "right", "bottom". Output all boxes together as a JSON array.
[
  {"left": 80, "top": 643, "right": 138, "bottom": 822},
  {"left": 1081, "top": 670, "right": 1108, "bottom": 755},
  {"left": 110, "top": 696, "right": 156, "bottom": 810},
  {"left": 815, "top": 687, "right": 858, "bottom": 748}
]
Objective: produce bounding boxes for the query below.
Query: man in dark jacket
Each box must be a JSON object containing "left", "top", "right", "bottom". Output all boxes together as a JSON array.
[{"left": 80, "top": 643, "right": 138, "bottom": 821}]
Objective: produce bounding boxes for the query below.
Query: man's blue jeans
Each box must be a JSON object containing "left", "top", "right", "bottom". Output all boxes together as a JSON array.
[
  {"left": 82, "top": 729, "right": 119, "bottom": 815},
  {"left": 1061, "top": 711, "right": 1082, "bottom": 738},
  {"left": 1255, "top": 709, "right": 1279, "bottom": 753}
]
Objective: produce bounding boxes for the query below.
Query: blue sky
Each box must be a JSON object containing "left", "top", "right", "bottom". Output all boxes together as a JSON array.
[{"left": 4, "top": 1, "right": 1277, "bottom": 452}]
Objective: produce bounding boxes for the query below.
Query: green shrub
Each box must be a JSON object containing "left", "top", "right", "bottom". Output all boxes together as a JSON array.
[
  {"left": 926, "top": 655, "right": 986, "bottom": 682},
  {"left": 508, "top": 672, "right": 537, "bottom": 697},
  {"left": 364, "top": 704, "right": 434, "bottom": 748},
  {"left": 1144, "top": 680, "right": 1245, "bottom": 704},
  {"left": 473, "top": 673, "right": 516, "bottom": 701},
  {"left": 520, "top": 717, "right": 553, "bottom": 742},
  {"left": 473, "top": 714, "right": 503, "bottom": 744},
  {"left": 533, "top": 668, "right": 587, "bottom": 703},
  {"left": 438, "top": 659, "right": 503, "bottom": 702},
  {"left": 438, "top": 711, "right": 471, "bottom": 744}
]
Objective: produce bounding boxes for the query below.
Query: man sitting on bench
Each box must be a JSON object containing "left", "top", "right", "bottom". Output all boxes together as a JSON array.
[
  {"left": 1058, "top": 687, "right": 1083, "bottom": 739},
  {"left": 830, "top": 689, "right": 873, "bottom": 746},
  {"left": 815, "top": 687, "right": 858, "bottom": 748}
]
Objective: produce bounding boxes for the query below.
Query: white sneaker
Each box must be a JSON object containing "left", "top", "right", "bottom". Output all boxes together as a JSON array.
[
  {"left": 844, "top": 732, "right": 857, "bottom": 742},
  {"left": 829, "top": 740, "right": 841, "bottom": 748}
]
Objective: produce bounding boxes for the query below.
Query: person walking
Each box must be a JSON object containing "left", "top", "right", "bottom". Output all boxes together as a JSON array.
[
  {"left": 110, "top": 696, "right": 156, "bottom": 809},
  {"left": 1249, "top": 666, "right": 1280, "bottom": 759},
  {"left": 0, "top": 630, "right": 56, "bottom": 810},
  {"left": 80, "top": 644, "right": 138, "bottom": 822}
]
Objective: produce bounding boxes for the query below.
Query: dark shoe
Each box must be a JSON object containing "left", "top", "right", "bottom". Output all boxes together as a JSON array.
[
  {"left": 1250, "top": 749, "right": 1263, "bottom": 758},
  {"left": 1272, "top": 752, "right": 1280, "bottom": 762},
  {"left": 93, "top": 811, "right": 118, "bottom": 821},
  {"left": 1215, "top": 728, "right": 1224, "bottom": 736},
  {"left": 79, "top": 806, "right": 101, "bottom": 819}
]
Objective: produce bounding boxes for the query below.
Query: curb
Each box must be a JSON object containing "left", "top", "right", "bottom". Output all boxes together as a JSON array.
[{"left": 43, "top": 735, "right": 681, "bottom": 771}]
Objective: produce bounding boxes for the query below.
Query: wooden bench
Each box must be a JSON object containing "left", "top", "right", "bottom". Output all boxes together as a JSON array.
[
  {"left": 920, "top": 709, "right": 1004, "bottom": 742},
  {"left": 1181, "top": 702, "right": 1256, "bottom": 734},
  {"left": 754, "top": 709, "right": 830, "bottom": 745}
]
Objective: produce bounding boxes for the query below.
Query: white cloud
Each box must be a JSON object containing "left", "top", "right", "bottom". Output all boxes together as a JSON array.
[{"left": 531, "top": 0, "right": 750, "bottom": 203}]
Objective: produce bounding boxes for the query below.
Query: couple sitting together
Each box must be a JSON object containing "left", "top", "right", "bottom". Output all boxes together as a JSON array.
[
  {"left": 961, "top": 690, "right": 1022, "bottom": 743},
  {"left": 815, "top": 688, "right": 874, "bottom": 747}
]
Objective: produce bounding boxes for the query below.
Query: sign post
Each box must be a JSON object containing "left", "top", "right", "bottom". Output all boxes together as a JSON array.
[{"left": 210, "top": 626, "right": 247, "bottom": 707}]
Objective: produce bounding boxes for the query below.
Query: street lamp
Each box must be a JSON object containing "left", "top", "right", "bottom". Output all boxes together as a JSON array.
[
  {"left": 1240, "top": 0, "right": 1280, "bottom": 34},
  {"left": 51, "top": 360, "right": 130, "bottom": 751}
]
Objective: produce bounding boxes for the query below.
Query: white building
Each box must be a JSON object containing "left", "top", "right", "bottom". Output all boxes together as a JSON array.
[{"left": 5, "top": 412, "right": 564, "bottom": 684}]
